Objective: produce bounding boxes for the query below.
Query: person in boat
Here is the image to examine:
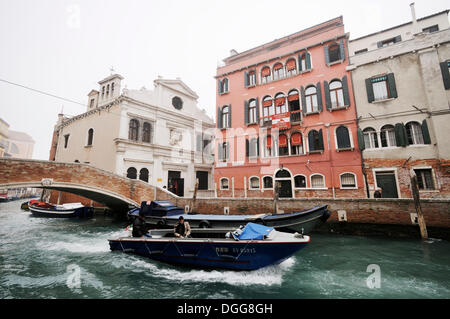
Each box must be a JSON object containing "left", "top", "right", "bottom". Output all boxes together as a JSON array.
[
  {"left": 132, "top": 211, "right": 150, "bottom": 238},
  {"left": 174, "top": 216, "right": 191, "bottom": 238}
]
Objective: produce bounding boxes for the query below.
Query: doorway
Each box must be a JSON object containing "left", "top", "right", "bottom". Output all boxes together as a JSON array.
[
  {"left": 375, "top": 171, "right": 399, "bottom": 198},
  {"left": 168, "top": 171, "right": 184, "bottom": 197},
  {"left": 275, "top": 169, "right": 293, "bottom": 198}
]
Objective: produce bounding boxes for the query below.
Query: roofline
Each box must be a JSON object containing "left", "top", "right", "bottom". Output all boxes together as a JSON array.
[
  {"left": 222, "top": 16, "right": 344, "bottom": 65},
  {"left": 350, "top": 9, "right": 449, "bottom": 42}
]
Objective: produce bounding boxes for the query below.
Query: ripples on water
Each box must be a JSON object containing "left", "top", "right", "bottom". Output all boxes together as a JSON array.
[{"left": 1, "top": 200, "right": 449, "bottom": 299}]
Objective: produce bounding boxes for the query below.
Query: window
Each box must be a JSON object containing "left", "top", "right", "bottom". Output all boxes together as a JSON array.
[
  {"left": 218, "top": 78, "right": 229, "bottom": 94},
  {"left": 414, "top": 169, "right": 436, "bottom": 190},
  {"left": 111, "top": 82, "right": 115, "bottom": 94},
  {"left": 262, "top": 96, "right": 274, "bottom": 120},
  {"left": 221, "top": 106, "right": 230, "bottom": 128},
  {"left": 423, "top": 25, "right": 439, "bottom": 33},
  {"left": 101, "top": 86, "right": 105, "bottom": 98},
  {"left": 311, "top": 175, "right": 325, "bottom": 188},
  {"left": 278, "top": 134, "right": 289, "bottom": 156},
  {"left": 196, "top": 171, "right": 209, "bottom": 190},
  {"left": 355, "top": 48, "right": 368, "bottom": 55},
  {"left": 336, "top": 126, "right": 351, "bottom": 149},
  {"left": 263, "top": 176, "right": 273, "bottom": 189},
  {"left": 274, "top": 93, "right": 287, "bottom": 114},
  {"left": 286, "top": 59, "right": 297, "bottom": 77},
  {"left": 129, "top": 119, "right": 139, "bottom": 141},
  {"left": 308, "top": 130, "right": 324, "bottom": 152},
  {"left": 143, "top": 122, "right": 152, "bottom": 143},
  {"left": 218, "top": 142, "right": 229, "bottom": 162},
  {"left": 264, "top": 135, "right": 273, "bottom": 157},
  {"left": 294, "top": 175, "right": 307, "bottom": 188},
  {"left": 340, "top": 173, "right": 356, "bottom": 189},
  {"left": 245, "top": 71, "right": 256, "bottom": 87},
  {"left": 372, "top": 76, "right": 389, "bottom": 101},
  {"left": 87, "top": 128, "right": 94, "bottom": 146},
  {"left": 378, "top": 36, "right": 401, "bottom": 48},
  {"left": 89, "top": 99, "right": 95, "bottom": 108},
  {"left": 249, "top": 177, "right": 260, "bottom": 190},
  {"left": 329, "top": 80, "right": 345, "bottom": 108},
  {"left": 328, "top": 44, "right": 341, "bottom": 63},
  {"left": 139, "top": 168, "right": 149, "bottom": 182},
  {"left": 380, "top": 125, "right": 397, "bottom": 148},
  {"left": 220, "top": 178, "right": 229, "bottom": 190},
  {"left": 127, "top": 167, "right": 137, "bottom": 179},
  {"left": 247, "top": 138, "right": 259, "bottom": 158},
  {"left": 273, "top": 63, "right": 285, "bottom": 81},
  {"left": 366, "top": 74, "right": 397, "bottom": 102},
  {"left": 248, "top": 99, "right": 257, "bottom": 124},
  {"left": 261, "top": 67, "right": 271, "bottom": 84},
  {"left": 290, "top": 132, "right": 303, "bottom": 155},
  {"left": 406, "top": 122, "right": 425, "bottom": 145},
  {"left": 288, "top": 90, "right": 301, "bottom": 122},
  {"left": 305, "top": 86, "right": 318, "bottom": 113},
  {"left": 106, "top": 84, "right": 110, "bottom": 97},
  {"left": 363, "top": 128, "right": 379, "bottom": 149},
  {"left": 64, "top": 134, "right": 69, "bottom": 148},
  {"left": 299, "top": 52, "right": 311, "bottom": 72},
  {"left": 172, "top": 96, "right": 183, "bottom": 110}
]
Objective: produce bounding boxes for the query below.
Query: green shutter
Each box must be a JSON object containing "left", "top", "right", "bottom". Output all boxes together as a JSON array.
[
  {"left": 244, "top": 72, "right": 249, "bottom": 88},
  {"left": 365, "top": 78, "right": 375, "bottom": 103},
  {"left": 218, "top": 80, "right": 222, "bottom": 94},
  {"left": 395, "top": 123, "right": 407, "bottom": 147},
  {"left": 308, "top": 131, "right": 315, "bottom": 152},
  {"left": 339, "top": 40, "right": 345, "bottom": 61},
  {"left": 218, "top": 143, "right": 223, "bottom": 160},
  {"left": 357, "top": 128, "right": 365, "bottom": 151},
  {"left": 318, "top": 129, "right": 324, "bottom": 150},
  {"left": 256, "top": 137, "right": 260, "bottom": 156},
  {"left": 324, "top": 46, "right": 330, "bottom": 65},
  {"left": 227, "top": 104, "right": 231, "bottom": 128},
  {"left": 440, "top": 61, "right": 450, "bottom": 90},
  {"left": 298, "top": 54, "right": 303, "bottom": 72},
  {"left": 255, "top": 97, "right": 260, "bottom": 122},
  {"left": 324, "top": 81, "right": 331, "bottom": 110},
  {"left": 244, "top": 100, "right": 249, "bottom": 125},
  {"left": 422, "top": 119, "right": 432, "bottom": 145},
  {"left": 306, "top": 52, "right": 312, "bottom": 70},
  {"left": 387, "top": 73, "right": 398, "bottom": 98},
  {"left": 245, "top": 139, "right": 249, "bottom": 157},
  {"left": 217, "top": 107, "right": 222, "bottom": 129},
  {"left": 301, "top": 86, "right": 307, "bottom": 114},
  {"left": 316, "top": 82, "right": 323, "bottom": 112},
  {"left": 342, "top": 75, "right": 350, "bottom": 106},
  {"left": 225, "top": 143, "right": 229, "bottom": 161}
]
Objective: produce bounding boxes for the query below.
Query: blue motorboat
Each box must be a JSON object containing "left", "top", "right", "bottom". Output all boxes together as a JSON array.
[
  {"left": 28, "top": 201, "right": 93, "bottom": 218},
  {"left": 128, "top": 201, "right": 330, "bottom": 234},
  {"left": 109, "top": 223, "right": 310, "bottom": 271}
]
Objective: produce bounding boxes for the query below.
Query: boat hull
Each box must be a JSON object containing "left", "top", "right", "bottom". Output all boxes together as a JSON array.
[
  {"left": 29, "top": 205, "right": 93, "bottom": 219},
  {"left": 109, "top": 237, "right": 309, "bottom": 271}
]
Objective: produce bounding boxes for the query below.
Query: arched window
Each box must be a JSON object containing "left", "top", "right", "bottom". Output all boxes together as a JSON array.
[
  {"left": 87, "top": 128, "right": 94, "bottom": 146},
  {"left": 143, "top": 122, "right": 152, "bottom": 143},
  {"left": 336, "top": 126, "right": 351, "bottom": 149},
  {"left": 305, "top": 86, "right": 319, "bottom": 113},
  {"left": 278, "top": 134, "right": 289, "bottom": 156},
  {"left": 264, "top": 135, "right": 273, "bottom": 157},
  {"left": 380, "top": 125, "right": 397, "bottom": 148},
  {"left": 248, "top": 99, "right": 257, "bottom": 124},
  {"left": 406, "top": 122, "right": 425, "bottom": 145},
  {"left": 263, "top": 176, "right": 273, "bottom": 189},
  {"left": 308, "top": 130, "right": 324, "bottom": 152},
  {"left": 274, "top": 93, "right": 287, "bottom": 114},
  {"left": 363, "top": 128, "right": 379, "bottom": 149},
  {"left": 340, "top": 173, "right": 356, "bottom": 189},
  {"left": 330, "top": 80, "right": 345, "bottom": 108},
  {"left": 261, "top": 66, "right": 271, "bottom": 84},
  {"left": 129, "top": 119, "right": 139, "bottom": 141},
  {"left": 262, "top": 96, "right": 274, "bottom": 120},
  {"left": 275, "top": 169, "right": 291, "bottom": 178},
  {"left": 311, "top": 174, "right": 325, "bottom": 188},
  {"left": 249, "top": 177, "right": 260, "bottom": 190},
  {"left": 139, "top": 168, "right": 149, "bottom": 182},
  {"left": 220, "top": 178, "right": 229, "bottom": 190},
  {"left": 106, "top": 84, "right": 110, "bottom": 96},
  {"left": 127, "top": 167, "right": 137, "bottom": 179},
  {"left": 288, "top": 89, "right": 301, "bottom": 122},
  {"left": 286, "top": 59, "right": 297, "bottom": 77},
  {"left": 294, "top": 175, "right": 307, "bottom": 188},
  {"left": 222, "top": 78, "right": 229, "bottom": 93},
  {"left": 273, "top": 63, "right": 284, "bottom": 80},
  {"left": 221, "top": 106, "right": 230, "bottom": 128},
  {"left": 111, "top": 82, "right": 115, "bottom": 94},
  {"left": 291, "top": 132, "right": 304, "bottom": 155}
]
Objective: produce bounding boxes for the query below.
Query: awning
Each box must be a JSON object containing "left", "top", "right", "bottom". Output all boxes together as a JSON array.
[
  {"left": 275, "top": 97, "right": 285, "bottom": 106},
  {"left": 286, "top": 59, "right": 296, "bottom": 71},
  {"left": 261, "top": 67, "right": 271, "bottom": 77},
  {"left": 273, "top": 63, "right": 283, "bottom": 71},
  {"left": 263, "top": 99, "right": 273, "bottom": 107},
  {"left": 288, "top": 94, "right": 299, "bottom": 102},
  {"left": 266, "top": 135, "right": 272, "bottom": 148},
  {"left": 291, "top": 133, "right": 302, "bottom": 146},
  {"left": 279, "top": 134, "right": 288, "bottom": 147}
]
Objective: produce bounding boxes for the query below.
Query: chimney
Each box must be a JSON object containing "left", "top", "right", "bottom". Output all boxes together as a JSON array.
[{"left": 410, "top": 3, "right": 421, "bottom": 35}]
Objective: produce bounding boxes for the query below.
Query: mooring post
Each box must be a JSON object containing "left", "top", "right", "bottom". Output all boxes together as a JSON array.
[
  {"left": 273, "top": 181, "right": 280, "bottom": 215},
  {"left": 190, "top": 178, "right": 199, "bottom": 213},
  {"left": 410, "top": 170, "right": 428, "bottom": 240}
]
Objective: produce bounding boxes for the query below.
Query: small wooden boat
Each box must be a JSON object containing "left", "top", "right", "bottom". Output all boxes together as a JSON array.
[
  {"left": 128, "top": 201, "right": 330, "bottom": 234},
  {"left": 109, "top": 223, "right": 310, "bottom": 271},
  {"left": 28, "top": 200, "right": 93, "bottom": 218}
]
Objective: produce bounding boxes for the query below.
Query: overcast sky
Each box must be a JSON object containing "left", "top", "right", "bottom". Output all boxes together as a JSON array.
[{"left": 0, "top": 0, "right": 449, "bottom": 160}]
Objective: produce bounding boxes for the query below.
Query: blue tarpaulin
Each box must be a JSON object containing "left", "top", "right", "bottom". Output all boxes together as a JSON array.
[{"left": 232, "top": 223, "right": 274, "bottom": 241}]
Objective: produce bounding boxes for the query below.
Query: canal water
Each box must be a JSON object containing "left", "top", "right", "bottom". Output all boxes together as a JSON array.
[{"left": 1, "top": 200, "right": 449, "bottom": 299}]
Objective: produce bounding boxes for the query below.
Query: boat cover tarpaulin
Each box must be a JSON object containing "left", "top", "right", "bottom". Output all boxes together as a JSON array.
[{"left": 233, "top": 223, "right": 274, "bottom": 241}]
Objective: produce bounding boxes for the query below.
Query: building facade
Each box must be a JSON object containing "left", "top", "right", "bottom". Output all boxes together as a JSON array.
[
  {"left": 348, "top": 6, "right": 450, "bottom": 199},
  {"left": 214, "top": 17, "right": 365, "bottom": 199},
  {"left": 51, "top": 74, "right": 215, "bottom": 198},
  {"left": 0, "top": 118, "right": 9, "bottom": 158}
]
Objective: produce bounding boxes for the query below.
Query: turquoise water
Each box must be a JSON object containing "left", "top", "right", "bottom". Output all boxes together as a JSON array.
[{"left": 1, "top": 200, "right": 449, "bottom": 299}]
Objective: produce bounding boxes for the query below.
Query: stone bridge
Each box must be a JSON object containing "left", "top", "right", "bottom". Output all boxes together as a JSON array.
[{"left": 0, "top": 158, "right": 176, "bottom": 211}]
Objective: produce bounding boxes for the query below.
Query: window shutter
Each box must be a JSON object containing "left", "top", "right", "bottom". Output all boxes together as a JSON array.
[
  {"left": 339, "top": 40, "right": 345, "bottom": 61},
  {"left": 218, "top": 80, "right": 222, "bottom": 94},
  {"left": 395, "top": 123, "right": 408, "bottom": 147},
  {"left": 244, "top": 72, "right": 249, "bottom": 88},
  {"left": 365, "top": 78, "right": 375, "bottom": 103},
  {"left": 255, "top": 97, "right": 260, "bottom": 121},
  {"left": 245, "top": 139, "right": 249, "bottom": 157},
  {"left": 225, "top": 143, "right": 230, "bottom": 161},
  {"left": 342, "top": 75, "right": 350, "bottom": 106},
  {"left": 218, "top": 143, "right": 223, "bottom": 161},
  {"left": 318, "top": 129, "right": 324, "bottom": 150},
  {"left": 227, "top": 104, "right": 232, "bottom": 128},
  {"left": 244, "top": 100, "right": 249, "bottom": 125},
  {"left": 324, "top": 81, "right": 331, "bottom": 110},
  {"left": 377, "top": 41, "right": 383, "bottom": 48},
  {"left": 308, "top": 131, "right": 315, "bottom": 152},
  {"left": 324, "top": 45, "right": 330, "bottom": 65},
  {"left": 387, "top": 73, "right": 398, "bottom": 98},
  {"left": 357, "top": 128, "right": 365, "bottom": 151},
  {"left": 440, "top": 62, "right": 450, "bottom": 90},
  {"left": 298, "top": 54, "right": 303, "bottom": 72},
  {"left": 337, "top": 126, "right": 351, "bottom": 149},
  {"left": 421, "top": 119, "right": 432, "bottom": 145},
  {"left": 257, "top": 137, "right": 260, "bottom": 156},
  {"left": 394, "top": 35, "right": 402, "bottom": 43},
  {"left": 316, "top": 82, "right": 323, "bottom": 112},
  {"left": 217, "top": 107, "right": 223, "bottom": 129},
  {"left": 301, "top": 86, "right": 307, "bottom": 114},
  {"left": 306, "top": 52, "right": 312, "bottom": 70}
]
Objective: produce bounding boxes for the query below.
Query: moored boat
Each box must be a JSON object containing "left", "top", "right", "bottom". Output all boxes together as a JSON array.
[
  {"left": 28, "top": 200, "right": 93, "bottom": 218},
  {"left": 128, "top": 201, "right": 330, "bottom": 234},
  {"left": 109, "top": 223, "right": 310, "bottom": 271}
]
